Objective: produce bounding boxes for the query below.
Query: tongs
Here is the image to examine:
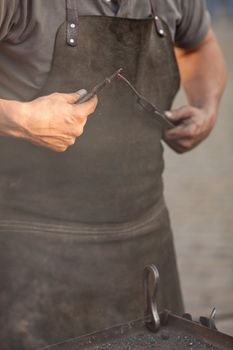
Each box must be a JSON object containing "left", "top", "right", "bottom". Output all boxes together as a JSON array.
[
  {"left": 117, "top": 73, "right": 175, "bottom": 129},
  {"left": 76, "top": 68, "right": 123, "bottom": 104},
  {"left": 76, "top": 68, "right": 174, "bottom": 129}
]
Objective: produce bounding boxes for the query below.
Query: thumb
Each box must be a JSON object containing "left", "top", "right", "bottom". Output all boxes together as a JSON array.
[
  {"left": 165, "top": 106, "right": 192, "bottom": 122},
  {"left": 63, "top": 89, "right": 87, "bottom": 104}
]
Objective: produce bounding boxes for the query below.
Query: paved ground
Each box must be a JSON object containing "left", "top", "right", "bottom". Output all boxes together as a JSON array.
[{"left": 163, "top": 18, "right": 233, "bottom": 336}]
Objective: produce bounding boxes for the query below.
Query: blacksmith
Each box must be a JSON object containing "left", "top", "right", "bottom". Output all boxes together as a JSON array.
[{"left": 0, "top": 0, "right": 226, "bottom": 349}]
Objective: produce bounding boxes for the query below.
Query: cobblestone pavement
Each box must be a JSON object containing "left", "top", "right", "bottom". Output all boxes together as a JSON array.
[{"left": 164, "top": 19, "right": 233, "bottom": 336}]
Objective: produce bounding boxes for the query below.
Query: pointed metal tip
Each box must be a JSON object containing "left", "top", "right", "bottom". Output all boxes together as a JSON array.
[{"left": 108, "top": 68, "right": 124, "bottom": 83}]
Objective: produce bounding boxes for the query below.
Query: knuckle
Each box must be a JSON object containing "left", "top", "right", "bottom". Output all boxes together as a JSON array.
[
  {"left": 180, "top": 139, "right": 192, "bottom": 149},
  {"left": 61, "top": 145, "right": 68, "bottom": 152},
  {"left": 77, "top": 110, "right": 86, "bottom": 120},
  {"left": 68, "top": 138, "right": 76, "bottom": 146},
  {"left": 74, "top": 126, "right": 84, "bottom": 137},
  {"left": 186, "top": 130, "right": 194, "bottom": 138},
  {"left": 79, "top": 116, "right": 87, "bottom": 125},
  {"left": 165, "top": 132, "right": 175, "bottom": 140},
  {"left": 168, "top": 142, "right": 185, "bottom": 154},
  {"left": 65, "top": 115, "right": 76, "bottom": 125},
  {"left": 53, "top": 141, "right": 69, "bottom": 152},
  {"left": 54, "top": 146, "right": 67, "bottom": 153},
  {"left": 175, "top": 148, "right": 185, "bottom": 154},
  {"left": 92, "top": 96, "right": 98, "bottom": 109},
  {"left": 70, "top": 108, "right": 78, "bottom": 120},
  {"left": 51, "top": 92, "right": 60, "bottom": 98},
  {"left": 78, "top": 126, "right": 84, "bottom": 136},
  {"left": 178, "top": 147, "right": 187, "bottom": 154},
  {"left": 171, "top": 142, "right": 187, "bottom": 154}
]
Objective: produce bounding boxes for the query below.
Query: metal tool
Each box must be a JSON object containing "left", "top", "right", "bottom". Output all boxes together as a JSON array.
[
  {"left": 199, "top": 307, "right": 217, "bottom": 330},
  {"left": 39, "top": 265, "right": 233, "bottom": 350},
  {"left": 76, "top": 69, "right": 175, "bottom": 130},
  {"left": 143, "top": 264, "right": 160, "bottom": 332},
  {"left": 76, "top": 68, "right": 123, "bottom": 104},
  {"left": 117, "top": 73, "right": 175, "bottom": 129}
]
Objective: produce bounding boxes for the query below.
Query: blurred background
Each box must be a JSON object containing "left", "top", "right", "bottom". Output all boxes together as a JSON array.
[{"left": 164, "top": 1, "right": 233, "bottom": 335}]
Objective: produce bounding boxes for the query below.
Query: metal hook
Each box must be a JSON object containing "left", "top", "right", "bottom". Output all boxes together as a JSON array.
[
  {"left": 143, "top": 264, "right": 160, "bottom": 332},
  {"left": 199, "top": 307, "right": 217, "bottom": 330},
  {"left": 209, "top": 308, "right": 217, "bottom": 330}
]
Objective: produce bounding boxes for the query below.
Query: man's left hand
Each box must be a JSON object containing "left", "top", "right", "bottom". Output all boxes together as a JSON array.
[{"left": 163, "top": 105, "right": 216, "bottom": 154}]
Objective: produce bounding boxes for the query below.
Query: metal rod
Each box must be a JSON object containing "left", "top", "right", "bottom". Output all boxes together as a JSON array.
[
  {"left": 143, "top": 264, "right": 160, "bottom": 332},
  {"left": 117, "top": 73, "right": 175, "bottom": 128},
  {"left": 76, "top": 68, "right": 123, "bottom": 104}
]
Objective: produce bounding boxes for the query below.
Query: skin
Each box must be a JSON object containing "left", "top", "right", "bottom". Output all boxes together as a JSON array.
[
  {"left": 0, "top": 91, "right": 97, "bottom": 152},
  {"left": 164, "top": 29, "right": 227, "bottom": 153}
]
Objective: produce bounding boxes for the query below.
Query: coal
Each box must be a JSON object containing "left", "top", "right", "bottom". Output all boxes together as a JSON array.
[{"left": 87, "top": 328, "right": 223, "bottom": 350}]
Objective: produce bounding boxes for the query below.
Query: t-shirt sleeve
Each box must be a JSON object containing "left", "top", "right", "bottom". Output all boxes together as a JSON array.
[
  {"left": 175, "top": 0, "right": 211, "bottom": 49},
  {"left": 0, "top": 0, "right": 20, "bottom": 41}
]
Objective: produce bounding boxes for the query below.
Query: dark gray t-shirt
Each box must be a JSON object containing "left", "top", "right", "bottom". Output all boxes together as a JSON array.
[{"left": 0, "top": 0, "right": 210, "bottom": 100}]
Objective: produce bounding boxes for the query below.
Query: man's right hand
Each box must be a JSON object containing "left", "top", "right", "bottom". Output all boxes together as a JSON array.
[{"left": 0, "top": 90, "right": 98, "bottom": 152}]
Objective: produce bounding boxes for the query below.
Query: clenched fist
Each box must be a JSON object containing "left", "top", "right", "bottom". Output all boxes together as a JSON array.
[{"left": 0, "top": 90, "right": 97, "bottom": 152}]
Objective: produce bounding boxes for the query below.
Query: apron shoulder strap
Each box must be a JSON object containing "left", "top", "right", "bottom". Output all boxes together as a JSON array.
[
  {"left": 66, "top": 0, "right": 79, "bottom": 47},
  {"left": 149, "top": 0, "right": 166, "bottom": 37},
  {"left": 65, "top": 0, "right": 165, "bottom": 44},
  {"left": 149, "top": 0, "right": 157, "bottom": 17}
]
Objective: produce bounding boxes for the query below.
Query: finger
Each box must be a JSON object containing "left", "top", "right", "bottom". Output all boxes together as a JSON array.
[
  {"left": 164, "top": 138, "right": 185, "bottom": 154},
  {"left": 164, "top": 122, "right": 195, "bottom": 140},
  {"left": 165, "top": 138, "right": 193, "bottom": 154},
  {"left": 165, "top": 106, "right": 195, "bottom": 123},
  {"left": 60, "top": 89, "right": 88, "bottom": 104},
  {"left": 28, "top": 137, "right": 66, "bottom": 152},
  {"left": 73, "top": 95, "right": 98, "bottom": 119},
  {"left": 37, "top": 136, "right": 76, "bottom": 152}
]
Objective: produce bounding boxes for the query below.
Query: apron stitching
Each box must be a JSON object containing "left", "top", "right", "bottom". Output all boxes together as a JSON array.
[{"left": 0, "top": 203, "right": 165, "bottom": 238}]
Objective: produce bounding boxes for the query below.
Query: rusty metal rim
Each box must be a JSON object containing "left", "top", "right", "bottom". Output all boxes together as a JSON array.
[{"left": 38, "top": 312, "right": 233, "bottom": 350}]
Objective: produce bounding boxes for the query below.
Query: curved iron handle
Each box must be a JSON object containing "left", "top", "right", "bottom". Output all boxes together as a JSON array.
[
  {"left": 199, "top": 307, "right": 217, "bottom": 330},
  {"left": 143, "top": 264, "right": 160, "bottom": 332}
]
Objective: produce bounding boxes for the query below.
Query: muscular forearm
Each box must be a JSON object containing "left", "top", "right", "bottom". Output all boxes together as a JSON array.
[
  {"left": 176, "top": 29, "right": 227, "bottom": 120},
  {"left": 164, "top": 29, "right": 227, "bottom": 153}
]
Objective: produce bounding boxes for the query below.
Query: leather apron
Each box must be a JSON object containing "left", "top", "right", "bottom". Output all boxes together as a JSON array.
[{"left": 0, "top": 1, "right": 184, "bottom": 349}]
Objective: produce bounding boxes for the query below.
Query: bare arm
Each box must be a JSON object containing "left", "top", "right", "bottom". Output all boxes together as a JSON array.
[
  {"left": 164, "top": 29, "right": 227, "bottom": 153},
  {"left": 0, "top": 91, "right": 97, "bottom": 152}
]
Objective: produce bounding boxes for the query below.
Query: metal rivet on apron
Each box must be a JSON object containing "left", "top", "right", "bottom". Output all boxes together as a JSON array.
[
  {"left": 154, "top": 16, "right": 166, "bottom": 37},
  {"left": 66, "top": 0, "right": 78, "bottom": 46}
]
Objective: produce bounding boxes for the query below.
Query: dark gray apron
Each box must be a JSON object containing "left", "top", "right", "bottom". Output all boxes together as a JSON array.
[{"left": 0, "top": 1, "right": 184, "bottom": 349}]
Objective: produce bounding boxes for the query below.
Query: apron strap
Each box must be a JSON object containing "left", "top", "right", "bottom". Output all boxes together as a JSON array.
[
  {"left": 66, "top": 0, "right": 79, "bottom": 47},
  {"left": 65, "top": 0, "right": 165, "bottom": 45},
  {"left": 149, "top": 0, "right": 166, "bottom": 37}
]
